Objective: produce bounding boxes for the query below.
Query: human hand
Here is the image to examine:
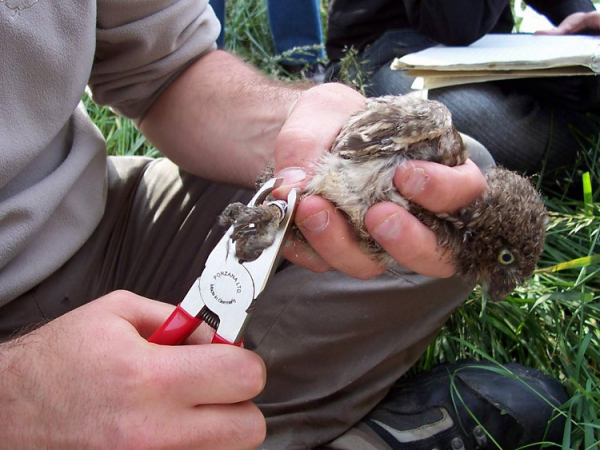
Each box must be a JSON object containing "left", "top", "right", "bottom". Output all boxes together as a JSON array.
[
  {"left": 536, "top": 11, "right": 600, "bottom": 35},
  {"left": 272, "top": 84, "right": 487, "bottom": 279},
  {"left": 0, "top": 291, "right": 266, "bottom": 450}
]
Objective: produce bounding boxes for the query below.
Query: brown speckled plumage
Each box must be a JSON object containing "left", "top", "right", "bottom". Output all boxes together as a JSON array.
[{"left": 223, "top": 95, "right": 547, "bottom": 301}]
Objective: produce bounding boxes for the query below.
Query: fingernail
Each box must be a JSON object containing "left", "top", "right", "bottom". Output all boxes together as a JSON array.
[
  {"left": 371, "top": 213, "right": 402, "bottom": 241},
  {"left": 401, "top": 167, "right": 427, "bottom": 198},
  {"left": 275, "top": 167, "right": 307, "bottom": 186},
  {"left": 299, "top": 210, "right": 329, "bottom": 233}
]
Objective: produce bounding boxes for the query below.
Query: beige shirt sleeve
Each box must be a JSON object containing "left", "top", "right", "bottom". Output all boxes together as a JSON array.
[{"left": 89, "top": 0, "right": 221, "bottom": 123}]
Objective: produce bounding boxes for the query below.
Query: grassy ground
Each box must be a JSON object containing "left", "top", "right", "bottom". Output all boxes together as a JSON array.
[{"left": 87, "top": 1, "right": 599, "bottom": 447}]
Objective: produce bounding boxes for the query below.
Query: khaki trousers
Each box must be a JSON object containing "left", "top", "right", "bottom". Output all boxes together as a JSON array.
[{"left": 0, "top": 147, "right": 488, "bottom": 448}]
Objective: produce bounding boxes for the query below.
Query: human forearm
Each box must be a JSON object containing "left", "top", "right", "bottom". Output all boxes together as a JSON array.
[{"left": 139, "top": 50, "right": 306, "bottom": 188}]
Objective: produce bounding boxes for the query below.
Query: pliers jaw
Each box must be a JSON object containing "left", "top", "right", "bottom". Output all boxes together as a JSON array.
[{"left": 148, "top": 178, "right": 299, "bottom": 346}]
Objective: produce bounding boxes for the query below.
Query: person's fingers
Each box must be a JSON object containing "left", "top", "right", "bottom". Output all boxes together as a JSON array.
[
  {"left": 535, "top": 12, "right": 600, "bottom": 35},
  {"left": 96, "top": 291, "right": 185, "bottom": 338},
  {"left": 179, "top": 403, "right": 266, "bottom": 450},
  {"left": 99, "top": 291, "right": 215, "bottom": 344},
  {"left": 563, "top": 11, "right": 600, "bottom": 33},
  {"left": 181, "top": 322, "right": 219, "bottom": 346},
  {"left": 365, "top": 202, "right": 455, "bottom": 278},
  {"left": 534, "top": 27, "right": 565, "bottom": 35},
  {"left": 147, "top": 343, "right": 267, "bottom": 406},
  {"left": 272, "top": 166, "right": 309, "bottom": 199},
  {"left": 118, "top": 402, "right": 266, "bottom": 450},
  {"left": 96, "top": 292, "right": 266, "bottom": 405},
  {"left": 281, "top": 233, "right": 334, "bottom": 273},
  {"left": 394, "top": 159, "right": 487, "bottom": 213},
  {"left": 292, "top": 195, "right": 385, "bottom": 279},
  {"left": 575, "top": 11, "right": 600, "bottom": 32},
  {"left": 278, "top": 157, "right": 484, "bottom": 278}
]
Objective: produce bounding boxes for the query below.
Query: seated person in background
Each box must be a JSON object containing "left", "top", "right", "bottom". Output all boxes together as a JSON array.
[{"left": 326, "top": 0, "right": 600, "bottom": 179}]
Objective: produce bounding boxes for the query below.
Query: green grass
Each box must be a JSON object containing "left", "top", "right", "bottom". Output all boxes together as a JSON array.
[
  {"left": 83, "top": 92, "right": 160, "bottom": 157},
  {"left": 88, "top": 1, "right": 599, "bottom": 446}
]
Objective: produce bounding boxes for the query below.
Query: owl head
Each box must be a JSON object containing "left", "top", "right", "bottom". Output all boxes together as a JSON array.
[{"left": 452, "top": 167, "right": 547, "bottom": 301}]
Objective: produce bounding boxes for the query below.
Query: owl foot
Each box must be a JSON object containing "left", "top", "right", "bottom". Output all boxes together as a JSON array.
[{"left": 219, "top": 202, "right": 284, "bottom": 263}]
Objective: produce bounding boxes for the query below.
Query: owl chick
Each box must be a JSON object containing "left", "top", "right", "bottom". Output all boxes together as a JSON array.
[
  {"left": 222, "top": 95, "right": 547, "bottom": 301},
  {"left": 304, "top": 95, "right": 546, "bottom": 301}
]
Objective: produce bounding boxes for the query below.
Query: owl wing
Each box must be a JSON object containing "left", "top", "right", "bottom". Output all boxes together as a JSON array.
[{"left": 332, "top": 95, "right": 458, "bottom": 161}]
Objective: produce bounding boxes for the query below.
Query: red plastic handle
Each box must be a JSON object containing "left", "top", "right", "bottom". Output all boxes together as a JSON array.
[
  {"left": 148, "top": 305, "right": 202, "bottom": 346},
  {"left": 148, "top": 305, "right": 246, "bottom": 346},
  {"left": 211, "top": 333, "right": 243, "bottom": 346}
]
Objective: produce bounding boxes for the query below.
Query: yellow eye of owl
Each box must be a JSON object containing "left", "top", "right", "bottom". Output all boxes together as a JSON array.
[{"left": 498, "top": 249, "right": 515, "bottom": 265}]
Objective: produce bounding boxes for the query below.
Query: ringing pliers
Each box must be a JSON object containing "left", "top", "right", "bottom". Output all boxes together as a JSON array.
[{"left": 148, "top": 178, "right": 298, "bottom": 346}]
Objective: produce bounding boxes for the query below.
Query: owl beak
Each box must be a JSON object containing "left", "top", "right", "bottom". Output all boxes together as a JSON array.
[{"left": 482, "top": 275, "right": 517, "bottom": 302}]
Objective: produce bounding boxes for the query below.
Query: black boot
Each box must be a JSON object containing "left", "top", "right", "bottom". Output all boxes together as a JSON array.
[{"left": 361, "top": 360, "right": 568, "bottom": 449}]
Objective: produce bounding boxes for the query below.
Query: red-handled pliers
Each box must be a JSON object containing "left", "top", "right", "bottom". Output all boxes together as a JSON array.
[{"left": 148, "top": 178, "right": 299, "bottom": 346}]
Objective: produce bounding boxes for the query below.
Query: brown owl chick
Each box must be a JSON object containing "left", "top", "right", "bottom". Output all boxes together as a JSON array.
[
  {"left": 303, "top": 95, "right": 547, "bottom": 301},
  {"left": 221, "top": 95, "right": 547, "bottom": 301}
]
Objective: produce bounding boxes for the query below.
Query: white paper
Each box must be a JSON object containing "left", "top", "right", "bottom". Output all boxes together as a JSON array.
[{"left": 392, "top": 34, "right": 600, "bottom": 72}]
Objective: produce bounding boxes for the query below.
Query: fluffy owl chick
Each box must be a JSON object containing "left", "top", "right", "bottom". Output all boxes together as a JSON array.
[{"left": 304, "top": 95, "right": 547, "bottom": 301}]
